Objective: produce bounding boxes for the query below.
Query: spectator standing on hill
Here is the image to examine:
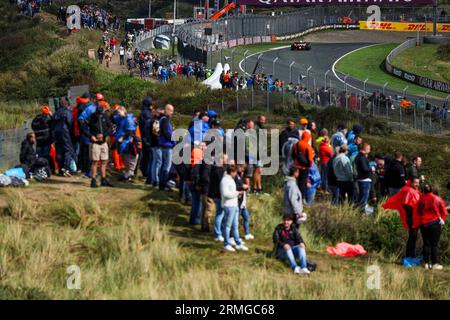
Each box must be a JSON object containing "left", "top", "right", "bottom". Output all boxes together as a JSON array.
[
  {"left": 53, "top": 98, "right": 77, "bottom": 176},
  {"left": 319, "top": 136, "right": 332, "bottom": 193},
  {"left": 97, "top": 47, "right": 105, "bottom": 65},
  {"left": 157, "top": 104, "right": 175, "bottom": 190},
  {"left": 279, "top": 120, "right": 297, "bottom": 155},
  {"left": 385, "top": 151, "right": 406, "bottom": 196},
  {"left": 221, "top": 165, "right": 249, "bottom": 252},
  {"left": 333, "top": 144, "right": 354, "bottom": 204},
  {"left": 292, "top": 131, "right": 314, "bottom": 198},
  {"left": 331, "top": 124, "right": 348, "bottom": 152},
  {"left": 119, "top": 45, "right": 125, "bottom": 65},
  {"left": 253, "top": 115, "right": 266, "bottom": 194},
  {"left": 236, "top": 164, "right": 254, "bottom": 240},
  {"left": 82, "top": 105, "right": 113, "bottom": 188},
  {"left": 383, "top": 177, "right": 421, "bottom": 260},
  {"left": 406, "top": 156, "right": 424, "bottom": 182},
  {"left": 417, "top": 184, "right": 447, "bottom": 270},
  {"left": 355, "top": 143, "right": 373, "bottom": 209}
]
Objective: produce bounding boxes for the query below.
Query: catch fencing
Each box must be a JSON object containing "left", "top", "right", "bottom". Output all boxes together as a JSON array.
[{"left": 0, "top": 120, "right": 31, "bottom": 171}]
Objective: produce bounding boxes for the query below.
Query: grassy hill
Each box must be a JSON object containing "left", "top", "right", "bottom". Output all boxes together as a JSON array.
[
  {"left": 0, "top": 3, "right": 449, "bottom": 300},
  {"left": 392, "top": 43, "right": 450, "bottom": 84}
]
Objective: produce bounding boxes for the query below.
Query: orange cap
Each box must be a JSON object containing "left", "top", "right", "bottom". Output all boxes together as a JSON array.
[{"left": 299, "top": 117, "right": 308, "bottom": 125}]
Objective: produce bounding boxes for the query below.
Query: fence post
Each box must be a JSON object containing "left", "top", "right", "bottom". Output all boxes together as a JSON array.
[
  {"left": 344, "top": 74, "right": 349, "bottom": 111},
  {"left": 289, "top": 61, "right": 295, "bottom": 83},
  {"left": 237, "top": 90, "right": 240, "bottom": 112},
  {"left": 421, "top": 112, "right": 424, "bottom": 132},
  {"left": 306, "top": 66, "right": 312, "bottom": 91}
]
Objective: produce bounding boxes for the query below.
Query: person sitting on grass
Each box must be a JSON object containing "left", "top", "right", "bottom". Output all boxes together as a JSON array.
[{"left": 273, "top": 214, "right": 310, "bottom": 275}]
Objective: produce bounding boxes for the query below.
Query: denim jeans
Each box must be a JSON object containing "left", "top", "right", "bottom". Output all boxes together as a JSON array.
[
  {"left": 240, "top": 207, "right": 250, "bottom": 236},
  {"left": 213, "top": 198, "right": 224, "bottom": 238},
  {"left": 223, "top": 206, "right": 242, "bottom": 247},
  {"left": 146, "top": 147, "right": 154, "bottom": 182},
  {"left": 329, "top": 185, "right": 340, "bottom": 206},
  {"left": 305, "top": 189, "right": 317, "bottom": 206},
  {"left": 277, "top": 245, "right": 307, "bottom": 270},
  {"left": 159, "top": 148, "right": 172, "bottom": 189},
  {"left": 320, "top": 163, "right": 328, "bottom": 191},
  {"left": 357, "top": 180, "right": 372, "bottom": 208},
  {"left": 152, "top": 147, "right": 162, "bottom": 185},
  {"left": 189, "top": 184, "right": 201, "bottom": 225}
]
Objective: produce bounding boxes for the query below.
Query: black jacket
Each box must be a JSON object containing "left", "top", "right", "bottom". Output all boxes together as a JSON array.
[
  {"left": 355, "top": 153, "right": 372, "bottom": 180},
  {"left": 272, "top": 224, "right": 303, "bottom": 249},
  {"left": 385, "top": 160, "right": 406, "bottom": 189},
  {"left": 20, "top": 139, "right": 37, "bottom": 167},
  {"left": 206, "top": 165, "right": 225, "bottom": 199},
  {"left": 82, "top": 111, "right": 112, "bottom": 144},
  {"left": 31, "top": 114, "right": 53, "bottom": 147}
]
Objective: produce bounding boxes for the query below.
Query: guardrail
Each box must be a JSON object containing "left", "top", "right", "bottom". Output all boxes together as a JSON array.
[{"left": 385, "top": 38, "right": 450, "bottom": 93}]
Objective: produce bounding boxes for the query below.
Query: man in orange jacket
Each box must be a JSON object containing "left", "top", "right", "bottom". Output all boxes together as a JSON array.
[{"left": 292, "top": 131, "right": 314, "bottom": 198}]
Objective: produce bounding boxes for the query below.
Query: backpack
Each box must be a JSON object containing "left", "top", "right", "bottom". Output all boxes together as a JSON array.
[
  {"left": 152, "top": 118, "right": 161, "bottom": 137},
  {"left": 281, "top": 138, "right": 298, "bottom": 175},
  {"left": 292, "top": 142, "right": 309, "bottom": 168}
]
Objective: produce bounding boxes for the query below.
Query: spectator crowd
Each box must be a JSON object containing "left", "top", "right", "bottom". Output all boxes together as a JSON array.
[{"left": 6, "top": 92, "right": 447, "bottom": 276}]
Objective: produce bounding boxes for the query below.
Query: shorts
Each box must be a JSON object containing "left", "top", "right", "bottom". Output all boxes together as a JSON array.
[{"left": 90, "top": 142, "right": 109, "bottom": 162}]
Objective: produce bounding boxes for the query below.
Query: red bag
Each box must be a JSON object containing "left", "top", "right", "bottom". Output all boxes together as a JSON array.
[{"left": 327, "top": 242, "right": 367, "bottom": 257}]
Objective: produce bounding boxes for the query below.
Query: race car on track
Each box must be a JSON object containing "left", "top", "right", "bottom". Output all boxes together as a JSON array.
[{"left": 291, "top": 41, "right": 311, "bottom": 51}]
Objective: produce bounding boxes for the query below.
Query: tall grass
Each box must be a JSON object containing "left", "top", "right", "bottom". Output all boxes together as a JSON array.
[{"left": 0, "top": 186, "right": 448, "bottom": 299}]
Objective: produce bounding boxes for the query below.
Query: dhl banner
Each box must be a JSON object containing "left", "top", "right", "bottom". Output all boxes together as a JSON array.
[{"left": 359, "top": 21, "right": 450, "bottom": 32}]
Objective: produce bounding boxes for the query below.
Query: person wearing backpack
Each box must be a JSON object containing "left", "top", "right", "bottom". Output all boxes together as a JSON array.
[
  {"left": 332, "top": 144, "right": 354, "bottom": 204},
  {"left": 292, "top": 131, "right": 314, "bottom": 198},
  {"left": 281, "top": 134, "right": 299, "bottom": 176},
  {"left": 31, "top": 105, "right": 54, "bottom": 172}
]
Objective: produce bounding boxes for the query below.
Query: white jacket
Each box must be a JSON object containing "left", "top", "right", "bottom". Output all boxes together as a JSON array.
[{"left": 220, "top": 174, "right": 240, "bottom": 208}]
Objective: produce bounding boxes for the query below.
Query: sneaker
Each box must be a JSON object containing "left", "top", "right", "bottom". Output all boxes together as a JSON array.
[
  {"left": 299, "top": 268, "right": 311, "bottom": 275},
  {"left": 424, "top": 263, "right": 431, "bottom": 270},
  {"left": 294, "top": 266, "right": 302, "bottom": 274},
  {"left": 214, "top": 236, "right": 224, "bottom": 242},
  {"left": 61, "top": 169, "right": 72, "bottom": 177},
  {"left": 235, "top": 244, "right": 249, "bottom": 251},
  {"left": 431, "top": 264, "right": 443, "bottom": 270},
  {"left": 244, "top": 234, "right": 255, "bottom": 240},
  {"left": 228, "top": 238, "right": 237, "bottom": 246},
  {"left": 101, "top": 178, "right": 114, "bottom": 187},
  {"left": 90, "top": 179, "right": 98, "bottom": 188},
  {"left": 224, "top": 245, "right": 236, "bottom": 252}
]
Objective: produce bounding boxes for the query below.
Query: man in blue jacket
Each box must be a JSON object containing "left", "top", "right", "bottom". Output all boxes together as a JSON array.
[
  {"left": 156, "top": 104, "right": 176, "bottom": 190},
  {"left": 78, "top": 93, "right": 98, "bottom": 176}
]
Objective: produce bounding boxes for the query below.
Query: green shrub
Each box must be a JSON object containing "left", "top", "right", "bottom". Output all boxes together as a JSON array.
[{"left": 308, "top": 202, "right": 450, "bottom": 263}]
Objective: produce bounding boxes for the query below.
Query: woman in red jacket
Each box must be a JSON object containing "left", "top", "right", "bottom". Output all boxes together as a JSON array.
[{"left": 417, "top": 184, "right": 447, "bottom": 270}]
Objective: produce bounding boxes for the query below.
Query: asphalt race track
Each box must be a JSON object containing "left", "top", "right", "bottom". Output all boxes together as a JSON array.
[{"left": 240, "top": 43, "right": 444, "bottom": 107}]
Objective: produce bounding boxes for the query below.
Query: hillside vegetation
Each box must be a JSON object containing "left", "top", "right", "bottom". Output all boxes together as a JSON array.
[{"left": 392, "top": 43, "right": 450, "bottom": 83}]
